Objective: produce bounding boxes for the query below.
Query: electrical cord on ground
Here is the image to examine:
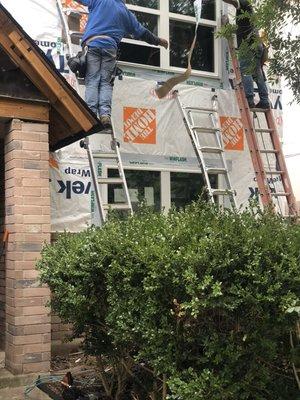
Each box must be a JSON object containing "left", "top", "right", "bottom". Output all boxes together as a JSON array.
[
  {"left": 24, "top": 374, "right": 64, "bottom": 397},
  {"left": 24, "top": 373, "right": 102, "bottom": 398}
]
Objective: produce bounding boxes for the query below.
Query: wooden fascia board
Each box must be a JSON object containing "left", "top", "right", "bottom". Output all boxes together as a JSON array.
[
  {"left": 0, "top": 12, "right": 98, "bottom": 135},
  {"left": 0, "top": 96, "right": 49, "bottom": 123}
]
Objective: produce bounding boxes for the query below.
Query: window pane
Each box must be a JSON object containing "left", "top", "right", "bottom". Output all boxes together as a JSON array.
[
  {"left": 126, "top": 0, "right": 158, "bottom": 9},
  {"left": 127, "top": 11, "right": 158, "bottom": 37},
  {"left": 169, "top": 0, "right": 216, "bottom": 21},
  {"left": 108, "top": 169, "right": 161, "bottom": 212},
  {"left": 120, "top": 10, "right": 159, "bottom": 66},
  {"left": 171, "top": 172, "right": 217, "bottom": 209},
  {"left": 169, "top": 21, "right": 214, "bottom": 72},
  {"left": 119, "top": 42, "right": 160, "bottom": 66}
]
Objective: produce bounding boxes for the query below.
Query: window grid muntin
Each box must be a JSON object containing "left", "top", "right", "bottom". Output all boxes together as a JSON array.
[{"left": 122, "top": 1, "right": 219, "bottom": 76}]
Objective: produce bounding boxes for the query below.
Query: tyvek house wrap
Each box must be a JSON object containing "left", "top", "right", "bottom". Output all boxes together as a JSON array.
[{"left": 0, "top": 0, "right": 284, "bottom": 231}]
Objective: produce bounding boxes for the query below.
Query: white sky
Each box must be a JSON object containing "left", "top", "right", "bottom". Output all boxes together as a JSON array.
[
  {"left": 282, "top": 20, "right": 300, "bottom": 201},
  {"left": 283, "top": 84, "right": 300, "bottom": 201}
]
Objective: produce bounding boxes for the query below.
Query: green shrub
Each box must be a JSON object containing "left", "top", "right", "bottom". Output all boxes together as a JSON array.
[{"left": 37, "top": 203, "right": 300, "bottom": 399}]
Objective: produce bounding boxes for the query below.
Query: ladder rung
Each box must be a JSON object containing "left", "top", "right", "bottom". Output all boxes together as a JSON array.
[
  {"left": 98, "top": 177, "right": 123, "bottom": 184},
  {"left": 184, "top": 106, "right": 215, "bottom": 113},
  {"left": 211, "top": 189, "right": 235, "bottom": 196},
  {"left": 206, "top": 167, "right": 227, "bottom": 174},
  {"left": 93, "top": 152, "right": 118, "bottom": 159},
  {"left": 256, "top": 128, "right": 273, "bottom": 133},
  {"left": 250, "top": 108, "right": 268, "bottom": 113},
  {"left": 103, "top": 204, "right": 132, "bottom": 210},
  {"left": 265, "top": 170, "right": 284, "bottom": 175},
  {"left": 192, "top": 126, "right": 219, "bottom": 133},
  {"left": 260, "top": 149, "right": 278, "bottom": 154},
  {"left": 200, "top": 146, "right": 223, "bottom": 154},
  {"left": 271, "top": 192, "right": 290, "bottom": 197}
]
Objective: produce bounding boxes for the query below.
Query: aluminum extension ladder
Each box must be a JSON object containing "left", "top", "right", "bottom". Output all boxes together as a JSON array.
[
  {"left": 80, "top": 127, "right": 133, "bottom": 226},
  {"left": 56, "top": 0, "right": 81, "bottom": 92},
  {"left": 174, "top": 90, "right": 237, "bottom": 209},
  {"left": 227, "top": 38, "right": 298, "bottom": 217},
  {"left": 56, "top": 0, "right": 133, "bottom": 225}
]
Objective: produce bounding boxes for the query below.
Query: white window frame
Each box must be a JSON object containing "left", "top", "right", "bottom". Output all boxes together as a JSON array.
[
  {"left": 119, "top": 0, "right": 221, "bottom": 78},
  {"left": 103, "top": 165, "right": 218, "bottom": 214}
]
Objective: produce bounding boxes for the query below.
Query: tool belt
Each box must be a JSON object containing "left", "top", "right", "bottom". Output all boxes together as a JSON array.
[{"left": 67, "top": 35, "right": 111, "bottom": 79}]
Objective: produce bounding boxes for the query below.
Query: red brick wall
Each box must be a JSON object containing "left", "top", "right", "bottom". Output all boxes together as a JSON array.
[{"left": 4, "top": 119, "right": 51, "bottom": 374}]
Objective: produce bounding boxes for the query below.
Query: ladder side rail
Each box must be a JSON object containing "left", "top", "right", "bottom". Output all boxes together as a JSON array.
[
  {"left": 186, "top": 108, "right": 215, "bottom": 196},
  {"left": 253, "top": 115, "right": 284, "bottom": 213},
  {"left": 56, "top": 0, "right": 80, "bottom": 93},
  {"left": 111, "top": 122, "right": 133, "bottom": 215},
  {"left": 85, "top": 138, "right": 106, "bottom": 225},
  {"left": 187, "top": 111, "right": 202, "bottom": 150},
  {"left": 265, "top": 110, "right": 298, "bottom": 215},
  {"left": 210, "top": 97, "right": 237, "bottom": 208},
  {"left": 175, "top": 95, "right": 216, "bottom": 203},
  {"left": 228, "top": 38, "right": 272, "bottom": 206}
]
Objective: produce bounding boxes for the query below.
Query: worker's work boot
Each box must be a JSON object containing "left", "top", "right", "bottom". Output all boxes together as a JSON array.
[
  {"left": 255, "top": 101, "right": 270, "bottom": 110},
  {"left": 100, "top": 115, "right": 112, "bottom": 130}
]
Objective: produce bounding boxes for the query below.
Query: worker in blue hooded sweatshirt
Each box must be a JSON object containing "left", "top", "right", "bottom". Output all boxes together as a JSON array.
[{"left": 74, "top": 0, "right": 168, "bottom": 129}]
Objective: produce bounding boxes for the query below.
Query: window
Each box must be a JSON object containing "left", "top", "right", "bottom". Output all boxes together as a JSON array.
[
  {"left": 119, "top": 42, "right": 160, "bottom": 67},
  {"left": 108, "top": 169, "right": 161, "bottom": 211},
  {"left": 169, "top": 22, "right": 214, "bottom": 72},
  {"left": 106, "top": 168, "right": 218, "bottom": 213},
  {"left": 171, "top": 172, "right": 217, "bottom": 209},
  {"left": 121, "top": 0, "right": 218, "bottom": 75},
  {"left": 169, "top": 0, "right": 216, "bottom": 21},
  {"left": 126, "top": 0, "right": 158, "bottom": 9},
  {"left": 119, "top": 10, "right": 160, "bottom": 67}
]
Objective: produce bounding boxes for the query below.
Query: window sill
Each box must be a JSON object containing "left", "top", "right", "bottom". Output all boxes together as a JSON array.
[{"left": 118, "top": 60, "right": 220, "bottom": 80}]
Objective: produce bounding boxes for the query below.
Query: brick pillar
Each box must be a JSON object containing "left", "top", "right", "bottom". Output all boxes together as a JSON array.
[
  {"left": 0, "top": 136, "right": 5, "bottom": 349},
  {"left": 4, "top": 119, "right": 51, "bottom": 374}
]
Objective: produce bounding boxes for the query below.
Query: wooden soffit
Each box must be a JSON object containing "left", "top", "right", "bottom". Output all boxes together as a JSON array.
[{"left": 0, "top": 4, "right": 103, "bottom": 151}]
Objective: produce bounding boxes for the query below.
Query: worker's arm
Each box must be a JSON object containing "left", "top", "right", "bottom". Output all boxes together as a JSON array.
[
  {"left": 223, "top": 0, "right": 240, "bottom": 8},
  {"left": 140, "top": 30, "right": 168, "bottom": 49},
  {"left": 127, "top": 10, "right": 168, "bottom": 49}
]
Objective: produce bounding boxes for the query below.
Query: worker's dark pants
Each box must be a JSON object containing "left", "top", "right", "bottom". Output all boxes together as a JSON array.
[
  {"left": 85, "top": 47, "right": 117, "bottom": 117},
  {"left": 239, "top": 43, "right": 269, "bottom": 105}
]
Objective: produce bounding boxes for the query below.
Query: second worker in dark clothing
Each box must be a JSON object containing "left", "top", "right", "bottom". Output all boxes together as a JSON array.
[{"left": 223, "top": 0, "right": 270, "bottom": 109}]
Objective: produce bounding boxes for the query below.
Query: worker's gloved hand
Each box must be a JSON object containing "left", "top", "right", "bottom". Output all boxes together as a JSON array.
[{"left": 159, "top": 38, "right": 169, "bottom": 49}]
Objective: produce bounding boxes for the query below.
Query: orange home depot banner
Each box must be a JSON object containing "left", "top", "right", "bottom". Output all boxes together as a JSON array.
[
  {"left": 219, "top": 116, "right": 244, "bottom": 151},
  {"left": 123, "top": 107, "right": 157, "bottom": 144}
]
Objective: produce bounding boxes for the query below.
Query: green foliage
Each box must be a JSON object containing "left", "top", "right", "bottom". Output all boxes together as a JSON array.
[
  {"left": 253, "top": 0, "right": 300, "bottom": 102},
  {"left": 37, "top": 203, "right": 300, "bottom": 399},
  {"left": 219, "top": 0, "right": 300, "bottom": 103}
]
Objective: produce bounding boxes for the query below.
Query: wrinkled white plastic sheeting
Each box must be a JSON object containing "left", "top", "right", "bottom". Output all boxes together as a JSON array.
[
  {"left": 1, "top": 0, "right": 61, "bottom": 40},
  {"left": 0, "top": 1, "right": 285, "bottom": 231},
  {"left": 50, "top": 76, "right": 284, "bottom": 232}
]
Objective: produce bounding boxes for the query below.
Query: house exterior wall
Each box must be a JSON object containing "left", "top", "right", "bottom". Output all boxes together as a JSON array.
[
  {"left": 4, "top": 119, "right": 51, "bottom": 374},
  {"left": 0, "top": 136, "right": 5, "bottom": 349}
]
